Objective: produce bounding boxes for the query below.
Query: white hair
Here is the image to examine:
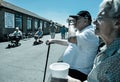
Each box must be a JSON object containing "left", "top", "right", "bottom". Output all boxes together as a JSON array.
[
  {"left": 100, "top": 0, "right": 120, "bottom": 17},
  {"left": 16, "top": 27, "right": 19, "bottom": 30}
]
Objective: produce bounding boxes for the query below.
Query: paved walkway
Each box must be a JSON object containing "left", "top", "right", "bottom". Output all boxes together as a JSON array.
[{"left": 0, "top": 33, "right": 67, "bottom": 82}]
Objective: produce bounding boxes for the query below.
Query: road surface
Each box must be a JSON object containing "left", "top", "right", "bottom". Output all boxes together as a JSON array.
[{"left": 0, "top": 33, "right": 67, "bottom": 82}]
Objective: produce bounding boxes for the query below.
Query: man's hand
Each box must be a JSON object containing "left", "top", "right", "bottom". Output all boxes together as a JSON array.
[{"left": 46, "top": 39, "right": 54, "bottom": 45}]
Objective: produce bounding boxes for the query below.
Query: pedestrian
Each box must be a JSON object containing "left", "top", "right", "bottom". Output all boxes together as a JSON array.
[
  {"left": 47, "top": 10, "right": 99, "bottom": 82},
  {"left": 49, "top": 22, "right": 56, "bottom": 39},
  {"left": 60, "top": 25, "right": 67, "bottom": 39}
]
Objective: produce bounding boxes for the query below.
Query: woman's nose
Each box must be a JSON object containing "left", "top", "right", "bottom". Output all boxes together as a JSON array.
[{"left": 93, "top": 19, "right": 97, "bottom": 25}]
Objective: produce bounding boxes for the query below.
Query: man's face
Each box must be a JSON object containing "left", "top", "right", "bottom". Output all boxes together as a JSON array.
[
  {"left": 76, "top": 16, "right": 87, "bottom": 31},
  {"left": 16, "top": 29, "right": 19, "bottom": 31},
  {"left": 68, "top": 17, "right": 76, "bottom": 26}
]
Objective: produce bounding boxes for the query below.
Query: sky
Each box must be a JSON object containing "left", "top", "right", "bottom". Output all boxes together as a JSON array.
[{"left": 4, "top": 0, "right": 102, "bottom": 26}]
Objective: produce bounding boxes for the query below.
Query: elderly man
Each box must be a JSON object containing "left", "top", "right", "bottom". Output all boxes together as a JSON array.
[
  {"left": 12, "top": 27, "right": 22, "bottom": 45},
  {"left": 47, "top": 10, "right": 99, "bottom": 82}
]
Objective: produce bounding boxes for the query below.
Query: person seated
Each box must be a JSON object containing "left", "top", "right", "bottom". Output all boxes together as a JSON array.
[
  {"left": 12, "top": 27, "right": 22, "bottom": 45},
  {"left": 34, "top": 27, "right": 43, "bottom": 43}
]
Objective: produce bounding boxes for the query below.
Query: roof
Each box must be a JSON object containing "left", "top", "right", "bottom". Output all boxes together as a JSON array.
[{"left": 0, "top": 1, "right": 50, "bottom": 21}]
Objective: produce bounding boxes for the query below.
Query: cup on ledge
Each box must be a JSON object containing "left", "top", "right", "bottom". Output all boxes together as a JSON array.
[{"left": 49, "top": 62, "right": 70, "bottom": 79}]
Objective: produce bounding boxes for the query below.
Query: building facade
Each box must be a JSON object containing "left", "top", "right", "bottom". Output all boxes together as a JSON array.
[{"left": 0, "top": 0, "right": 61, "bottom": 42}]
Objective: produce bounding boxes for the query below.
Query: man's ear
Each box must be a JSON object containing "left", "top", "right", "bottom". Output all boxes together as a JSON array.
[{"left": 84, "top": 19, "right": 88, "bottom": 25}]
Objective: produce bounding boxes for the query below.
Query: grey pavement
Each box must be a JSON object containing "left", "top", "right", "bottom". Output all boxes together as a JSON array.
[{"left": 0, "top": 34, "right": 67, "bottom": 82}]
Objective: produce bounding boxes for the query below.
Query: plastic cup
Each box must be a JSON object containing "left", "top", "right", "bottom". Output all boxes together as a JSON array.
[{"left": 49, "top": 62, "right": 70, "bottom": 79}]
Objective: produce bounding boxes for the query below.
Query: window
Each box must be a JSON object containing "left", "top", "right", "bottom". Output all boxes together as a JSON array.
[
  {"left": 44, "top": 21, "right": 47, "bottom": 28},
  {"left": 40, "top": 20, "right": 43, "bottom": 29},
  {"left": 27, "top": 17, "right": 32, "bottom": 30},
  {"left": 15, "top": 14, "right": 22, "bottom": 30},
  {"left": 35, "top": 19, "right": 38, "bottom": 30},
  {"left": 5, "top": 12, "right": 15, "bottom": 28}
]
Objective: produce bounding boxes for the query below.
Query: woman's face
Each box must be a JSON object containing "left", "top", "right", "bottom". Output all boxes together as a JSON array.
[{"left": 93, "top": 8, "right": 114, "bottom": 39}]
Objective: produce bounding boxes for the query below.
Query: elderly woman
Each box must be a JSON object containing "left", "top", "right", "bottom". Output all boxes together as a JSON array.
[
  {"left": 50, "top": 0, "right": 120, "bottom": 82},
  {"left": 88, "top": 0, "right": 120, "bottom": 81}
]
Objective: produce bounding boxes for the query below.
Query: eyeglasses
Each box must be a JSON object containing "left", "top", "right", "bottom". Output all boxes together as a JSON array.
[
  {"left": 94, "top": 16, "right": 114, "bottom": 23},
  {"left": 67, "top": 19, "right": 76, "bottom": 24}
]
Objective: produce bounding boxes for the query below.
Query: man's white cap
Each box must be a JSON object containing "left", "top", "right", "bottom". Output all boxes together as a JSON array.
[{"left": 16, "top": 27, "right": 19, "bottom": 30}]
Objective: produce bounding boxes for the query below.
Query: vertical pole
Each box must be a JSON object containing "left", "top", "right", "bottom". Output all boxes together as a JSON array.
[{"left": 43, "top": 44, "right": 50, "bottom": 82}]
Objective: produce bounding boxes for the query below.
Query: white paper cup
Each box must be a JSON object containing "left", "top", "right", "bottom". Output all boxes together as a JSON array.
[{"left": 49, "top": 62, "right": 70, "bottom": 79}]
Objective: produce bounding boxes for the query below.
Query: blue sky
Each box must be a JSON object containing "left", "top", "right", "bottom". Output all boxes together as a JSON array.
[{"left": 5, "top": 0, "right": 102, "bottom": 26}]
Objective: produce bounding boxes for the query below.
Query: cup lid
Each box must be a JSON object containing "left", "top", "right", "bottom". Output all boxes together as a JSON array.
[{"left": 49, "top": 62, "right": 70, "bottom": 71}]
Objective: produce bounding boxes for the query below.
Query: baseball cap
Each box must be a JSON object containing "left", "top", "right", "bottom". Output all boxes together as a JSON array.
[{"left": 70, "top": 10, "right": 92, "bottom": 21}]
